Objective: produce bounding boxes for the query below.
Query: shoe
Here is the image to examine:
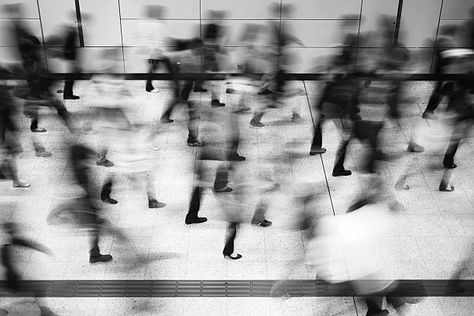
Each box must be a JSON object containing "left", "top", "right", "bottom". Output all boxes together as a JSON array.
[
  {"left": 102, "top": 197, "right": 118, "bottom": 204},
  {"left": 224, "top": 253, "right": 242, "bottom": 260},
  {"left": 250, "top": 120, "right": 265, "bottom": 128},
  {"left": 13, "top": 181, "right": 30, "bottom": 188},
  {"left": 214, "top": 187, "right": 233, "bottom": 193},
  {"left": 187, "top": 139, "right": 204, "bottom": 147},
  {"left": 30, "top": 127, "right": 47, "bottom": 133},
  {"left": 226, "top": 88, "right": 235, "bottom": 94},
  {"left": 148, "top": 199, "right": 166, "bottom": 208},
  {"left": 211, "top": 100, "right": 225, "bottom": 107},
  {"left": 439, "top": 183, "right": 455, "bottom": 192},
  {"left": 407, "top": 142, "right": 424, "bottom": 153},
  {"left": 63, "top": 95, "right": 80, "bottom": 100},
  {"left": 443, "top": 162, "right": 457, "bottom": 169},
  {"left": 310, "top": 147, "right": 326, "bottom": 155},
  {"left": 193, "top": 87, "right": 207, "bottom": 93},
  {"left": 89, "top": 254, "right": 113, "bottom": 264},
  {"left": 332, "top": 168, "right": 352, "bottom": 177},
  {"left": 228, "top": 153, "right": 246, "bottom": 161},
  {"left": 96, "top": 159, "right": 114, "bottom": 167},
  {"left": 161, "top": 117, "right": 174, "bottom": 123},
  {"left": 35, "top": 150, "right": 52, "bottom": 157},
  {"left": 56, "top": 89, "right": 64, "bottom": 94},
  {"left": 146, "top": 88, "right": 160, "bottom": 93},
  {"left": 185, "top": 215, "right": 207, "bottom": 225},
  {"left": 422, "top": 110, "right": 436, "bottom": 119},
  {"left": 252, "top": 219, "right": 272, "bottom": 227}
]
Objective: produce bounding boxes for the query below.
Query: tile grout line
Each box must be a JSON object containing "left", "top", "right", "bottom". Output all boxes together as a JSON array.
[{"left": 302, "top": 81, "right": 336, "bottom": 216}]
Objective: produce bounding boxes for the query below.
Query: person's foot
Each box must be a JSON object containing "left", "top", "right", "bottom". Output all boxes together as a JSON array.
[
  {"left": 252, "top": 219, "right": 272, "bottom": 227},
  {"left": 422, "top": 110, "right": 436, "bottom": 120},
  {"left": 395, "top": 180, "right": 410, "bottom": 190},
  {"left": 193, "top": 87, "right": 207, "bottom": 93},
  {"left": 310, "top": 147, "right": 326, "bottom": 155},
  {"left": 226, "top": 88, "right": 235, "bottom": 94},
  {"left": 31, "top": 127, "right": 47, "bottom": 133},
  {"left": 148, "top": 199, "right": 166, "bottom": 208},
  {"left": 332, "top": 168, "right": 352, "bottom": 177},
  {"left": 161, "top": 117, "right": 174, "bottom": 123},
  {"left": 35, "top": 150, "right": 52, "bottom": 157},
  {"left": 250, "top": 120, "right": 265, "bottom": 128},
  {"left": 211, "top": 99, "right": 225, "bottom": 107},
  {"left": 185, "top": 215, "right": 207, "bottom": 225},
  {"left": 214, "top": 187, "right": 233, "bottom": 193},
  {"left": 407, "top": 142, "right": 425, "bottom": 153},
  {"left": 439, "top": 183, "right": 455, "bottom": 192},
  {"left": 146, "top": 88, "right": 160, "bottom": 93},
  {"left": 102, "top": 197, "right": 118, "bottom": 204},
  {"left": 13, "top": 181, "right": 30, "bottom": 188},
  {"left": 443, "top": 161, "right": 457, "bottom": 169},
  {"left": 187, "top": 139, "right": 204, "bottom": 147},
  {"left": 96, "top": 159, "right": 114, "bottom": 167},
  {"left": 228, "top": 153, "right": 246, "bottom": 161},
  {"left": 63, "top": 95, "right": 80, "bottom": 100},
  {"left": 224, "top": 253, "right": 242, "bottom": 260},
  {"left": 89, "top": 253, "right": 113, "bottom": 264}
]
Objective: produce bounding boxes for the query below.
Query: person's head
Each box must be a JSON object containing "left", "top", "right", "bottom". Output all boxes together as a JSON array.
[
  {"left": 280, "top": 4, "right": 294, "bottom": 19},
  {"left": 208, "top": 10, "right": 226, "bottom": 20},
  {"left": 3, "top": 3, "right": 24, "bottom": 19},
  {"left": 144, "top": 5, "right": 164, "bottom": 20}
]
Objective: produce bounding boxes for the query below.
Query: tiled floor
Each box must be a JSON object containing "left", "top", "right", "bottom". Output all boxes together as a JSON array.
[{"left": 0, "top": 79, "right": 473, "bottom": 315}]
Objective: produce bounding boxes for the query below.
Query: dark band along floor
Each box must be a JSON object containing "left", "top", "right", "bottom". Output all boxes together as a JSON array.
[{"left": 0, "top": 280, "right": 472, "bottom": 297}]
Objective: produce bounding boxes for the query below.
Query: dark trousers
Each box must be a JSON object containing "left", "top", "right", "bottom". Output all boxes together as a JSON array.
[
  {"left": 333, "top": 120, "right": 382, "bottom": 173},
  {"left": 146, "top": 57, "right": 177, "bottom": 91},
  {"left": 162, "top": 80, "right": 199, "bottom": 141},
  {"left": 223, "top": 222, "right": 239, "bottom": 256},
  {"left": 63, "top": 61, "right": 80, "bottom": 97},
  {"left": 424, "top": 81, "right": 454, "bottom": 113},
  {"left": 187, "top": 161, "right": 229, "bottom": 218},
  {"left": 443, "top": 119, "right": 472, "bottom": 166}
]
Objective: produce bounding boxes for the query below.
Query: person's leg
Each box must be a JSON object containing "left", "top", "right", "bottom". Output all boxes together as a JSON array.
[
  {"left": 223, "top": 222, "right": 241, "bottom": 259},
  {"left": 186, "top": 98, "right": 202, "bottom": 145},
  {"left": 101, "top": 175, "right": 117, "bottom": 204},
  {"left": 186, "top": 159, "right": 207, "bottom": 224},
  {"left": 6, "top": 156, "right": 29, "bottom": 188},
  {"left": 89, "top": 224, "right": 113, "bottom": 263},
  {"left": 310, "top": 116, "right": 326, "bottom": 155},
  {"left": 422, "top": 81, "right": 444, "bottom": 118},
  {"left": 96, "top": 147, "right": 114, "bottom": 167},
  {"left": 214, "top": 164, "right": 232, "bottom": 192},
  {"left": 332, "top": 127, "right": 352, "bottom": 177},
  {"left": 442, "top": 125, "right": 462, "bottom": 169},
  {"left": 146, "top": 172, "right": 166, "bottom": 208},
  {"left": 364, "top": 297, "right": 388, "bottom": 316},
  {"left": 146, "top": 59, "right": 159, "bottom": 92}
]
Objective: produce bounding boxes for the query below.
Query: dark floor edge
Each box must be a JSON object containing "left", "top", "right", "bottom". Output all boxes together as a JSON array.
[{"left": 0, "top": 280, "right": 472, "bottom": 297}]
